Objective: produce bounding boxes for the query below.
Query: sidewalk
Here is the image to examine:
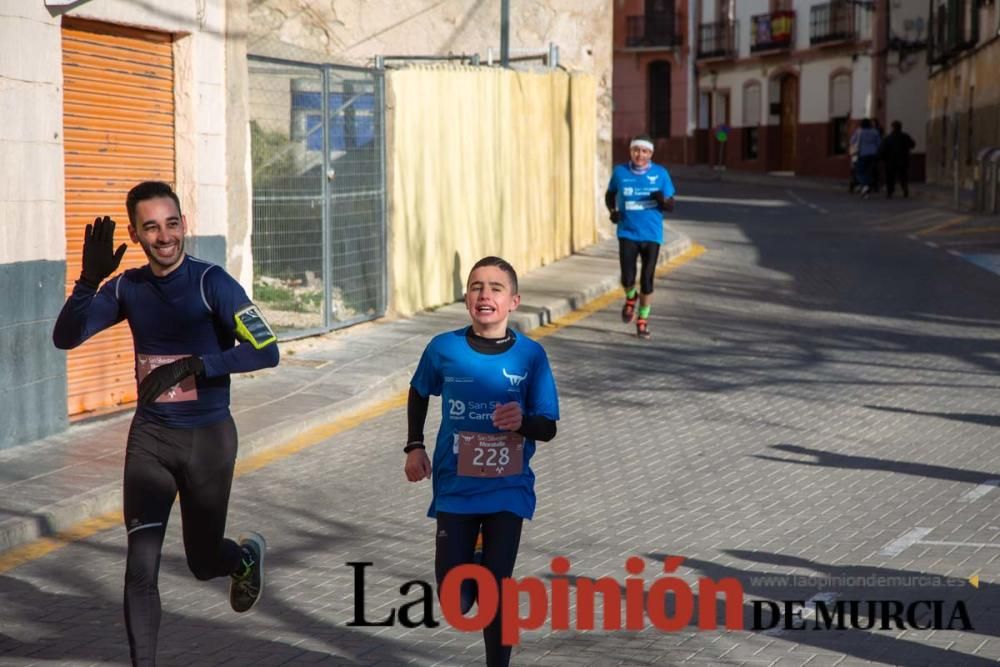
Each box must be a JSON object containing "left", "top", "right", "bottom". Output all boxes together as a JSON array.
[{"left": 0, "top": 229, "right": 691, "bottom": 554}]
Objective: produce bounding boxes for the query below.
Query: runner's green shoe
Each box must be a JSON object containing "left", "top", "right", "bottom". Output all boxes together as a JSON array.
[{"left": 230, "top": 532, "right": 266, "bottom": 613}]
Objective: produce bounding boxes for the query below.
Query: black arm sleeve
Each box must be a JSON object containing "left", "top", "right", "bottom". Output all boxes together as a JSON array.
[
  {"left": 604, "top": 190, "right": 617, "bottom": 212},
  {"left": 517, "top": 415, "right": 557, "bottom": 442},
  {"left": 407, "top": 386, "right": 430, "bottom": 444}
]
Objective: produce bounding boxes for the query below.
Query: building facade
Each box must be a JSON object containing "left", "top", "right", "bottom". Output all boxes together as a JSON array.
[
  {"left": 1, "top": 0, "right": 609, "bottom": 450},
  {"left": 1, "top": 0, "right": 251, "bottom": 448},
  {"left": 926, "top": 0, "right": 1000, "bottom": 192},
  {"left": 681, "top": 0, "right": 928, "bottom": 179},
  {"left": 611, "top": 0, "right": 698, "bottom": 165}
]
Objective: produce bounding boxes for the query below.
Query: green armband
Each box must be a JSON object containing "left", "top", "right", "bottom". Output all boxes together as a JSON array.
[{"left": 234, "top": 304, "right": 277, "bottom": 349}]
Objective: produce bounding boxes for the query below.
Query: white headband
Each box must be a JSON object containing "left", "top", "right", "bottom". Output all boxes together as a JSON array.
[{"left": 630, "top": 139, "right": 654, "bottom": 152}]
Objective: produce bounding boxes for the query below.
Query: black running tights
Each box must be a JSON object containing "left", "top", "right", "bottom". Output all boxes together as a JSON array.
[
  {"left": 122, "top": 414, "right": 242, "bottom": 666},
  {"left": 435, "top": 511, "right": 524, "bottom": 667},
  {"left": 619, "top": 238, "right": 661, "bottom": 295}
]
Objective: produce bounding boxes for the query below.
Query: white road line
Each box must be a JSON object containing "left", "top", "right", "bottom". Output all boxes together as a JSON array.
[
  {"left": 920, "top": 541, "right": 1000, "bottom": 549},
  {"left": 960, "top": 480, "right": 1000, "bottom": 502},
  {"left": 784, "top": 189, "right": 829, "bottom": 215},
  {"left": 935, "top": 238, "right": 1000, "bottom": 246},
  {"left": 765, "top": 592, "right": 839, "bottom": 636},
  {"left": 925, "top": 241, "right": 939, "bottom": 248},
  {"left": 880, "top": 527, "right": 934, "bottom": 556},
  {"left": 675, "top": 195, "right": 792, "bottom": 207}
]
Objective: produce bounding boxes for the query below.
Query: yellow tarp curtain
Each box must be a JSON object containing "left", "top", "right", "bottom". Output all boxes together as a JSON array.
[{"left": 388, "top": 66, "right": 597, "bottom": 315}]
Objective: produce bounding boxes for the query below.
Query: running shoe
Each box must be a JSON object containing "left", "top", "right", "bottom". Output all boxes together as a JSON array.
[
  {"left": 636, "top": 318, "right": 651, "bottom": 339},
  {"left": 621, "top": 297, "right": 638, "bottom": 324},
  {"left": 230, "top": 532, "right": 266, "bottom": 613}
]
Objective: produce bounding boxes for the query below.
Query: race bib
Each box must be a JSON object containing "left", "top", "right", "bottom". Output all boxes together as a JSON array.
[
  {"left": 456, "top": 431, "right": 524, "bottom": 478},
  {"left": 136, "top": 353, "right": 198, "bottom": 403}
]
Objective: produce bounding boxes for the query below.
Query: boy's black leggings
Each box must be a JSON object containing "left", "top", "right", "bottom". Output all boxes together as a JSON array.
[
  {"left": 122, "top": 414, "right": 242, "bottom": 666},
  {"left": 435, "top": 511, "right": 524, "bottom": 667}
]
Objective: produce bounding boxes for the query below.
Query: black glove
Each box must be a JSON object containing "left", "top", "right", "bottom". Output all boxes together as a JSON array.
[
  {"left": 609, "top": 210, "right": 622, "bottom": 224},
  {"left": 138, "top": 356, "right": 205, "bottom": 406},
  {"left": 651, "top": 191, "right": 674, "bottom": 212},
  {"left": 80, "top": 216, "right": 127, "bottom": 288}
]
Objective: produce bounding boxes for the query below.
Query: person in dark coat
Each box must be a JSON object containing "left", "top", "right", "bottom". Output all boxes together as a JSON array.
[
  {"left": 871, "top": 118, "right": 885, "bottom": 193},
  {"left": 879, "top": 120, "right": 916, "bottom": 198}
]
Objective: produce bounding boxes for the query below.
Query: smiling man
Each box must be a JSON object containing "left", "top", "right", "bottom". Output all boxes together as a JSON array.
[
  {"left": 403, "top": 256, "right": 560, "bottom": 667},
  {"left": 52, "top": 181, "right": 279, "bottom": 666}
]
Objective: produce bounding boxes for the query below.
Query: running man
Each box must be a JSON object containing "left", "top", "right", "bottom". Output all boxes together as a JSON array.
[
  {"left": 605, "top": 133, "right": 676, "bottom": 339},
  {"left": 404, "top": 256, "right": 559, "bottom": 667},
  {"left": 52, "top": 181, "right": 279, "bottom": 666}
]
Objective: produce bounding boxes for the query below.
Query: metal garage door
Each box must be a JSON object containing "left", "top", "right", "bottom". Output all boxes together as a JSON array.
[{"left": 62, "top": 19, "right": 175, "bottom": 416}]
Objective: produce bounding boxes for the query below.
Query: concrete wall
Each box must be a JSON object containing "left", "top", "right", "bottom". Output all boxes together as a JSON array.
[
  {"left": 884, "top": 0, "right": 929, "bottom": 155},
  {"left": 0, "top": 0, "right": 249, "bottom": 449},
  {"left": 0, "top": 3, "right": 68, "bottom": 447},
  {"left": 799, "top": 56, "right": 855, "bottom": 123},
  {"left": 927, "top": 38, "right": 1000, "bottom": 188},
  {"left": 247, "top": 0, "right": 613, "bottom": 233}
]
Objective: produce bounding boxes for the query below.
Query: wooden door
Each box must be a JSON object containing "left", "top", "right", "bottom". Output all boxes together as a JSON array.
[{"left": 779, "top": 75, "right": 798, "bottom": 171}]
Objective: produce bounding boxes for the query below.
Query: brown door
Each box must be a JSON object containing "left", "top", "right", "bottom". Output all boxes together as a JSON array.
[
  {"left": 696, "top": 91, "right": 711, "bottom": 163},
  {"left": 779, "top": 75, "right": 798, "bottom": 171},
  {"left": 62, "top": 19, "right": 175, "bottom": 416}
]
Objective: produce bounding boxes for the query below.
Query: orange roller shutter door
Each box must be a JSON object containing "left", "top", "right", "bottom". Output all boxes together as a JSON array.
[{"left": 62, "top": 19, "right": 175, "bottom": 416}]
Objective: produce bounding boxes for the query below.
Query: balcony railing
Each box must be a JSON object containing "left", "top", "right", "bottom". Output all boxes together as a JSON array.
[
  {"left": 810, "top": 1, "right": 860, "bottom": 45},
  {"left": 626, "top": 14, "right": 682, "bottom": 49},
  {"left": 750, "top": 10, "right": 795, "bottom": 52},
  {"left": 697, "top": 20, "right": 739, "bottom": 59}
]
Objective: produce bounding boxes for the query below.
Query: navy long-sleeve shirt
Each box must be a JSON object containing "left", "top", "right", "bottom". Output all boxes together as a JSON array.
[{"left": 53, "top": 255, "right": 280, "bottom": 428}]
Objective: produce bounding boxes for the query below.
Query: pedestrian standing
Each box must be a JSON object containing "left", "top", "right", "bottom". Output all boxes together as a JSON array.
[
  {"left": 880, "top": 120, "right": 916, "bottom": 199},
  {"left": 850, "top": 119, "right": 881, "bottom": 198}
]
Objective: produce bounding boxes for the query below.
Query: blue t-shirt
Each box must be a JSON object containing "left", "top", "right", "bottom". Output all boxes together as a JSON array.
[
  {"left": 410, "top": 328, "right": 560, "bottom": 520},
  {"left": 855, "top": 128, "right": 881, "bottom": 157},
  {"left": 53, "top": 255, "right": 279, "bottom": 428},
  {"left": 607, "top": 162, "right": 675, "bottom": 244}
]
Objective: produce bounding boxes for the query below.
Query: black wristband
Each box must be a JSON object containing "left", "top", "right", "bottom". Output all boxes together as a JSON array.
[
  {"left": 403, "top": 441, "right": 426, "bottom": 454},
  {"left": 78, "top": 272, "right": 101, "bottom": 289}
]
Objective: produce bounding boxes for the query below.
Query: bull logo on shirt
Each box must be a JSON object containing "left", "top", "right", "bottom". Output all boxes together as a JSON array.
[{"left": 503, "top": 368, "right": 527, "bottom": 386}]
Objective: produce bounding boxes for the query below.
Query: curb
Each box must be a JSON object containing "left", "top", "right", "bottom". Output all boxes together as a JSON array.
[{"left": 509, "top": 229, "right": 692, "bottom": 332}]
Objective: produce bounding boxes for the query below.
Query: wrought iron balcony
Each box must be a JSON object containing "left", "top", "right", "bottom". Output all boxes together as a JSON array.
[
  {"left": 625, "top": 14, "right": 682, "bottom": 49},
  {"left": 810, "top": 1, "right": 861, "bottom": 45},
  {"left": 750, "top": 10, "right": 795, "bottom": 53},
  {"left": 697, "top": 20, "right": 739, "bottom": 59}
]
